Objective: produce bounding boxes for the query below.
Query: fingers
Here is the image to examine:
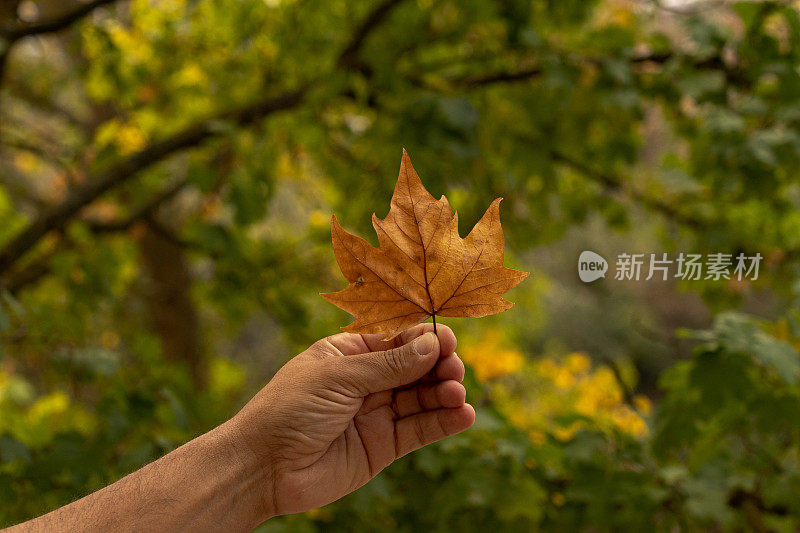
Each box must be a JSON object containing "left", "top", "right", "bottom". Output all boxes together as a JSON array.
[
  {"left": 331, "top": 332, "right": 440, "bottom": 396},
  {"left": 358, "top": 323, "right": 457, "bottom": 357},
  {"left": 423, "top": 352, "right": 465, "bottom": 383},
  {"left": 395, "top": 404, "right": 476, "bottom": 457},
  {"left": 392, "top": 380, "right": 466, "bottom": 418}
]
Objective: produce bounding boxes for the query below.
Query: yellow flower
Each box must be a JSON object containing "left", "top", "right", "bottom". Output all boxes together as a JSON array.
[
  {"left": 575, "top": 393, "right": 598, "bottom": 417},
  {"left": 633, "top": 395, "right": 652, "bottom": 416},
  {"left": 462, "top": 329, "right": 524, "bottom": 382},
  {"left": 528, "top": 429, "right": 546, "bottom": 446},
  {"left": 553, "top": 423, "right": 581, "bottom": 442},
  {"left": 565, "top": 352, "right": 591, "bottom": 374},
  {"left": 611, "top": 406, "right": 649, "bottom": 438},
  {"left": 553, "top": 368, "right": 576, "bottom": 390}
]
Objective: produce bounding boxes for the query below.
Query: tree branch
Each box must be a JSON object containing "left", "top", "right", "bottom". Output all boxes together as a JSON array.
[
  {"left": 548, "top": 149, "right": 708, "bottom": 229},
  {"left": 0, "top": 0, "right": 118, "bottom": 42},
  {"left": 87, "top": 178, "right": 189, "bottom": 233},
  {"left": 0, "top": 0, "right": 406, "bottom": 279},
  {"left": 3, "top": 245, "right": 59, "bottom": 294},
  {"left": 447, "top": 66, "right": 543, "bottom": 88},
  {"left": 4, "top": 79, "right": 90, "bottom": 130},
  {"left": 0, "top": 85, "right": 308, "bottom": 275},
  {"left": 407, "top": 46, "right": 744, "bottom": 92},
  {"left": 0, "top": 0, "right": 120, "bottom": 104},
  {"left": 337, "top": 0, "right": 406, "bottom": 73},
  {"left": 1, "top": 136, "right": 80, "bottom": 184},
  {"left": 599, "top": 356, "right": 636, "bottom": 407}
]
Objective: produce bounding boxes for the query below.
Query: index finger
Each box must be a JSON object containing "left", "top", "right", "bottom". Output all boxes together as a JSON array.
[{"left": 361, "top": 323, "right": 457, "bottom": 357}]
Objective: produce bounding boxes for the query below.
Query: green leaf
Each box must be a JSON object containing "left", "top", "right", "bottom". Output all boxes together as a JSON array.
[
  {"left": 677, "top": 71, "right": 725, "bottom": 99},
  {"left": 713, "top": 312, "right": 800, "bottom": 385},
  {"left": 0, "top": 434, "right": 31, "bottom": 464}
]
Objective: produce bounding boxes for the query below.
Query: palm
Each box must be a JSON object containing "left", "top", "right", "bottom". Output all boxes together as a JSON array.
[{"left": 265, "top": 325, "right": 471, "bottom": 515}]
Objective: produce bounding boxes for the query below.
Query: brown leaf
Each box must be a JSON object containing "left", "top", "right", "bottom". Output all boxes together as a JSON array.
[{"left": 321, "top": 149, "right": 529, "bottom": 339}]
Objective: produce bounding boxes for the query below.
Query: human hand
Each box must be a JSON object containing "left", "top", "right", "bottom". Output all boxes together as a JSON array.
[{"left": 224, "top": 323, "right": 474, "bottom": 519}]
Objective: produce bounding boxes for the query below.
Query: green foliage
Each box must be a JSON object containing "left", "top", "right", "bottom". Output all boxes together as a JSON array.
[
  {"left": 4, "top": 0, "right": 800, "bottom": 531},
  {"left": 256, "top": 313, "right": 800, "bottom": 532},
  {"left": 0, "top": 351, "right": 246, "bottom": 524}
]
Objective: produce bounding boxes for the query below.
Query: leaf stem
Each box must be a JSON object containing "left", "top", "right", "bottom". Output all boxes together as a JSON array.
[{"left": 432, "top": 314, "right": 437, "bottom": 335}]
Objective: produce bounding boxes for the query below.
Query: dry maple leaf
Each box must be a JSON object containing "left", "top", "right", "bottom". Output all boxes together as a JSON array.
[{"left": 321, "top": 149, "right": 529, "bottom": 340}]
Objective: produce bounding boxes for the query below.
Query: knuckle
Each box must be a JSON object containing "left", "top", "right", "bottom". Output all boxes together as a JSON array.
[
  {"left": 323, "top": 357, "right": 364, "bottom": 394},
  {"left": 317, "top": 355, "right": 340, "bottom": 375},
  {"left": 324, "top": 356, "right": 355, "bottom": 384},
  {"left": 435, "top": 410, "right": 448, "bottom": 435},
  {"left": 383, "top": 346, "right": 409, "bottom": 377},
  {"left": 412, "top": 416, "right": 427, "bottom": 444}
]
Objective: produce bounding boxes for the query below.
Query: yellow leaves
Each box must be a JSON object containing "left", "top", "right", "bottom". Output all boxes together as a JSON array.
[
  {"left": 26, "top": 392, "right": 69, "bottom": 421},
  {"left": 309, "top": 209, "right": 330, "bottom": 230},
  {"left": 117, "top": 124, "right": 148, "bottom": 155},
  {"left": 464, "top": 328, "right": 651, "bottom": 441},
  {"left": 95, "top": 119, "right": 149, "bottom": 156},
  {"left": 207, "top": 358, "right": 246, "bottom": 399},
  {"left": 0, "top": 371, "right": 34, "bottom": 406},
  {"left": 611, "top": 405, "right": 648, "bottom": 439},
  {"left": 593, "top": 0, "right": 636, "bottom": 30},
  {"left": 0, "top": 373, "right": 97, "bottom": 448},
  {"left": 107, "top": 23, "right": 154, "bottom": 65},
  {"left": 13, "top": 152, "right": 38, "bottom": 174},
  {"left": 461, "top": 329, "right": 524, "bottom": 381},
  {"left": 175, "top": 63, "right": 207, "bottom": 87},
  {"left": 565, "top": 352, "right": 591, "bottom": 373},
  {"left": 527, "top": 356, "right": 650, "bottom": 439},
  {"left": 634, "top": 395, "right": 652, "bottom": 416}
]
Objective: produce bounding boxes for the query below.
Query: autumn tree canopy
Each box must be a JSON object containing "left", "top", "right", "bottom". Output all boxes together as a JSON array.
[{"left": 3, "top": 0, "right": 800, "bottom": 530}]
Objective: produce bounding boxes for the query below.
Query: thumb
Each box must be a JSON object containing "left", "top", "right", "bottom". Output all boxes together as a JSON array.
[{"left": 335, "top": 332, "right": 440, "bottom": 396}]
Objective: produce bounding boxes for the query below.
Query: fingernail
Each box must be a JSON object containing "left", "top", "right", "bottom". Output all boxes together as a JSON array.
[{"left": 414, "top": 332, "right": 435, "bottom": 355}]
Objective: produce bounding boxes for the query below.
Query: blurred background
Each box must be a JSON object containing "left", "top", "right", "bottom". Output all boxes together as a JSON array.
[{"left": 2, "top": 0, "right": 800, "bottom": 530}]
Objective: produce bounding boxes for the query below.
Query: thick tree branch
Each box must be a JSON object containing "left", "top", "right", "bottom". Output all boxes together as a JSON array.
[
  {"left": 0, "top": 86, "right": 307, "bottom": 275},
  {"left": 87, "top": 178, "right": 189, "bottom": 233},
  {"left": 0, "top": 0, "right": 405, "bottom": 281},
  {"left": 403, "top": 61, "right": 543, "bottom": 90},
  {"left": 407, "top": 46, "right": 745, "bottom": 92},
  {"left": 0, "top": 0, "right": 119, "bottom": 107},
  {"left": 0, "top": 0, "right": 117, "bottom": 42},
  {"left": 454, "top": 66, "right": 543, "bottom": 88},
  {"left": 548, "top": 149, "right": 708, "bottom": 229},
  {"left": 3, "top": 244, "right": 60, "bottom": 294},
  {"left": 338, "top": 0, "right": 406, "bottom": 73}
]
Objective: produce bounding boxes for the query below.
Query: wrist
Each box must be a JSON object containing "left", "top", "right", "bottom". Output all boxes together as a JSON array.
[{"left": 213, "top": 418, "right": 278, "bottom": 524}]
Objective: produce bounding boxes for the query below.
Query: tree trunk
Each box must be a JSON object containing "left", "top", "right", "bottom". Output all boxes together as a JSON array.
[{"left": 139, "top": 219, "right": 204, "bottom": 387}]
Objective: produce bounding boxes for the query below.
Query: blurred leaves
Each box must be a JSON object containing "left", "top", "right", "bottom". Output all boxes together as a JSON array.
[{"left": 4, "top": 0, "right": 800, "bottom": 530}]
